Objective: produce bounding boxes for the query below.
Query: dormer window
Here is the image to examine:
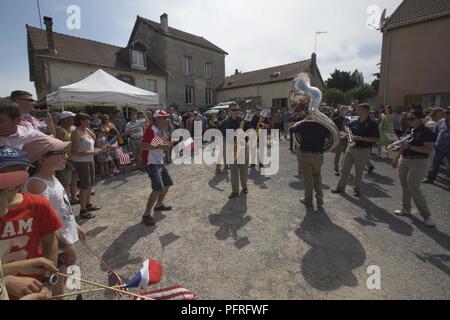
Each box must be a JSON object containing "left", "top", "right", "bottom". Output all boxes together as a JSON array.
[
  {"left": 131, "top": 49, "right": 145, "bottom": 69},
  {"left": 270, "top": 72, "right": 281, "bottom": 78}
]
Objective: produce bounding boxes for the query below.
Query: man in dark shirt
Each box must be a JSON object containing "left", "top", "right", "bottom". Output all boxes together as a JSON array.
[
  {"left": 291, "top": 120, "right": 330, "bottom": 207},
  {"left": 332, "top": 103, "right": 380, "bottom": 197},
  {"left": 224, "top": 103, "right": 252, "bottom": 199},
  {"left": 333, "top": 105, "right": 349, "bottom": 175},
  {"left": 392, "top": 110, "right": 435, "bottom": 227},
  {"left": 424, "top": 107, "right": 450, "bottom": 184}
]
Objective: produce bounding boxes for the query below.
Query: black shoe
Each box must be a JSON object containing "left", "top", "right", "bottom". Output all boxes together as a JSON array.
[
  {"left": 353, "top": 190, "right": 362, "bottom": 198},
  {"left": 422, "top": 179, "right": 433, "bottom": 184},
  {"left": 79, "top": 210, "right": 96, "bottom": 220},
  {"left": 241, "top": 188, "right": 248, "bottom": 195},
  {"left": 142, "top": 215, "right": 156, "bottom": 226},
  {"left": 367, "top": 166, "right": 375, "bottom": 174},
  {"left": 228, "top": 192, "right": 239, "bottom": 199},
  {"left": 334, "top": 171, "right": 340, "bottom": 176},
  {"left": 154, "top": 205, "right": 172, "bottom": 211},
  {"left": 86, "top": 204, "right": 101, "bottom": 212}
]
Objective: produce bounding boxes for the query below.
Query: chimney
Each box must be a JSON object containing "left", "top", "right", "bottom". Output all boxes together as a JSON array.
[
  {"left": 235, "top": 69, "right": 240, "bottom": 75},
  {"left": 160, "top": 13, "right": 169, "bottom": 33},
  {"left": 43, "top": 16, "right": 56, "bottom": 54},
  {"left": 310, "top": 52, "right": 317, "bottom": 73}
]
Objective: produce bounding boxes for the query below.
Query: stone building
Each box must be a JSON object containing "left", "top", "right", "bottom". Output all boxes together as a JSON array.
[
  {"left": 217, "top": 53, "right": 324, "bottom": 110},
  {"left": 379, "top": 0, "right": 450, "bottom": 108},
  {"left": 27, "top": 17, "right": 166, "bottom": 106},
  {"left": 129, "top": 14, "right": 227, "bottom": 111}
]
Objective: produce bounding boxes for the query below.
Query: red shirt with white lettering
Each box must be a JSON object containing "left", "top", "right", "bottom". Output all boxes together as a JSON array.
[{"left": 0, "top": 193, "right": 62, "bottom": 264}]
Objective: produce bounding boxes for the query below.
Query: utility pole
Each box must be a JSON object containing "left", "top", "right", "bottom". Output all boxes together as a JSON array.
[{"left": 314, "top": 31, "right": 328, "bottom": 54}]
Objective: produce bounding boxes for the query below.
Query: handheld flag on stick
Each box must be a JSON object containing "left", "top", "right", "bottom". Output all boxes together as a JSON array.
[
  {"left": 126, "top": 259, "right": 163, "bottom": 289},
  {"left": 107, "top": 269, "right": 129, "bottom": 298},
  {"left": 135, "top": 286, "right": 197, "bottom": 300}
]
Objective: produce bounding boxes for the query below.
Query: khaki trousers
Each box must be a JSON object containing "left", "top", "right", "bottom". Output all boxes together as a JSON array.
[
  {"left": 299, "top": 152, "right": 324, "bottom": 203},
  {"left": 334, "top": 138, "right": 348, "bottom": 172},
  {"left": 399, "top": 157, "right": 431, "bottom": 218},
  {"left": 230, "top": 147, "right": 249, "bottom": 193},
  {"left": 337, "top": 147, "right": 371, "bottom": 193},
  {"left": 129, "top": 138, "right": 142, "bottom": 168}
]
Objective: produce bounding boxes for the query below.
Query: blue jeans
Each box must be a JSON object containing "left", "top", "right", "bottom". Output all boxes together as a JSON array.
[
  {"left": 147, "top": 164, "right": 174, "bottom": 191},
  {"left": 427, "top": 149, "right": 450, "bottom": 181}
]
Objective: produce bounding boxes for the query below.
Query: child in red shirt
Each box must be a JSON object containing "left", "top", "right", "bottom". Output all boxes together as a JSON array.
[{"left": 0, "top": 146, "right": 62, "bottom": 299}]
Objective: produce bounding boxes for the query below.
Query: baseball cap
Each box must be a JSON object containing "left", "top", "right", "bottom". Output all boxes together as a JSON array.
[
  {"left": 0, "top": 146, "right": 32, "bottom": 169},
  {"left": 23, "top": 136, "right": 71, "bottom": 163},
  {"left": 153, "top": 110, "right": 169, "bottom": 118},
  {"left": 59, "top": 111, "right": 76, "bottom": 121},
  {"left": 10, "top": 90, "right": 34, "bottom": 100},
  {"left": 0, "top": 171, "right": 29, "bottom": 190}
]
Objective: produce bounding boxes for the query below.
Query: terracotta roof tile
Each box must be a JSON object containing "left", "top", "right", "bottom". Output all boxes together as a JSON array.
[
  {"left": 384, "top": 0, "right": 450, "bottom": 30},
  {"left": 138, "top": 16, "right": 227, "bottom": 55},
  {"left": 27, "top": 26, "right": 165, "bottom": 76},
  {"left": 218, "top": 60, "right": 314, "bottom": 90}
]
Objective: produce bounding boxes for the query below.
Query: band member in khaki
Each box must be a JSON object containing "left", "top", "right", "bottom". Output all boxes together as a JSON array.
[
  {"left": 225, "top": 103, "right": 250, "bottom": 199},
  {"left": 332, "top": 103, "right": 380, "bottom": 197},
  {"left": 393, "top": 110, "right": 435, "bottom": 227},
  {"left": 291, "top": 116, "right": 329, "bottom": 207},
  {"left": 333, "top": 105, "right": 349, "bottom": 175}
]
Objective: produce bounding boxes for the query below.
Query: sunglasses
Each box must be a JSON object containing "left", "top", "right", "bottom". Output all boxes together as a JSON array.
[
  {"left": 230, "top": 109, "right": 239, "bottom": 112},
  {"left": 45, "top": 151, "right": 68, "bottom": 157},
  {"left": 407, "top": 117, "right": 417, "bottom": 121}
]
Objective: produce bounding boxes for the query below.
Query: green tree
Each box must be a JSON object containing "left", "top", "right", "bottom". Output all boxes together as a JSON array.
[
  {"left": 351, "top": 70, "right": 364, "bottom": 87},
  {"left": 348, "top": 84, "right": 376, "bottom": 103},
  {"left": 325, "top": 69, "right": 357, "bottom": 92},
  {"left": 323, "top": 88, "right": 346, "bottom": 107}
]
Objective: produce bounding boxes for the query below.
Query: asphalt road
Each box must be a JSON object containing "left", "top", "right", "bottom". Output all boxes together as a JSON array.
[{"left": 73, "top": 139, "right": 450, "bottom": 300}]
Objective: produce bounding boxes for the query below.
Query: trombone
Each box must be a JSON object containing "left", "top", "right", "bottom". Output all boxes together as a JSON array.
[{"left": 387, "top": 133, "right": 414, "bottom": 151}]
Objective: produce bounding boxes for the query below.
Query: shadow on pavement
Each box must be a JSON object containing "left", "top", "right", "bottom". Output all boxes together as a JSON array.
[
  {"left": 415, "top": 252, "right": 450, "bottom": 276},
  {"left": 248, "top": 167, "right": 270, "bottom": 189},
  {"left": 101, "top": 223, "right": 156, "bottom": 270},
  {"left": 364, "top": 171, "right": 395, "bottom": 186},
  {"left": 208, "top": 170, "right": 230, "bottom": 191},
  {"left": 208, "top": 196, "right": 251, "bottom": 249},
  {"left": 296, "top": 207, "right": 366, "bottom": 291},
  {"left": 408, "top": 215, "right": 450, "bottom": 252},
  {"left": 86, "top": 226, "right": 109, "bottom": 239},
  {"left": 341, "top": 193, "right": 414, "bottom": 237}
]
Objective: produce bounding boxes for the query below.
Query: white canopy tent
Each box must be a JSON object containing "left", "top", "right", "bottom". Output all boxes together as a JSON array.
[{"left": 46, "top": 69, "right": 159, "bottom": 111}]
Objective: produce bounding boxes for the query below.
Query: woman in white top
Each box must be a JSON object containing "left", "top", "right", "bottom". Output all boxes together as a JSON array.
[
  {"left": 71, "top": 113, "right": 102, "bottom": 219},
  {"left": 22, "top": 136, "right": 86, "bottom": 298}
]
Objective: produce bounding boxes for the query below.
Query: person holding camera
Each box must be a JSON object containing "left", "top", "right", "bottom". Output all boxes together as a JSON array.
[{"left": 10, "top": 90, "right": 55, "bottom": 136}]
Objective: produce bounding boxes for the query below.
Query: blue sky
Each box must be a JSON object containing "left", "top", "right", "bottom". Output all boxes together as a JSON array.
[{"left": 0, "top": 0, "right": 402, "bottom": 97}]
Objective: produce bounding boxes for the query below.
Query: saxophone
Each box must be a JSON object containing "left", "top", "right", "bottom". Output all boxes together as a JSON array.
[{"left": 289, "top": 73, "right": 340, "bottom": 152}]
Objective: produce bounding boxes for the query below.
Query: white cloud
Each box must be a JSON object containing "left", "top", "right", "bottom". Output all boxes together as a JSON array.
[
  {"left": 0, "top": 0, "right": 403, "bottom": 97},
  {"left": 131, "top": 0, "right": 401, "bottom": 81}
]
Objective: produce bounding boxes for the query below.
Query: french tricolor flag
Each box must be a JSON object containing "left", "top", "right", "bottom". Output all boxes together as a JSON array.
[{"left": 125, "top": 259, "right": 163, "bottom": 289}]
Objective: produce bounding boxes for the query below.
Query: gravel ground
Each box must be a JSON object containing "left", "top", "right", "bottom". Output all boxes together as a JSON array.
[{"left": 70, "top": 139, "right": 450, "bottom": 300}]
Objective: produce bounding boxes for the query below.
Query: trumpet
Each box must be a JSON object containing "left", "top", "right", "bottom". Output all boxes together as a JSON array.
[
  {"left": 387, "top": 133, "right": 414, "bottom": 151},
  {"left": 344, "top": 126, "right": 355, "bottom": 147}
]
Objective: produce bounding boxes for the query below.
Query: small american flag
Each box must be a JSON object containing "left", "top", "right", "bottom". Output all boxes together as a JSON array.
[
  {"left": 116, "top": 146, "right": 131, "bottom": 165},
  {"left": 135, "top": 285, "right": 196, "bottom": 300},
  {"left": 109, "top": 138, "right": 131, "bottom": 165},
  {"left": 150, "top": 129, "right": 169, "bottom": 147},
  {"left": 107, "top": 269, "right": 128, "bottom": 298}
]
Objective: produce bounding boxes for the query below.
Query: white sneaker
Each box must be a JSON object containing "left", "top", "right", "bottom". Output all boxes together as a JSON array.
[
  {"left": 423, "top": 217, "right": 435, "bottom": 228},
  {"left": 394, "top": 209, "right": 410, "bottom": 216}
]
